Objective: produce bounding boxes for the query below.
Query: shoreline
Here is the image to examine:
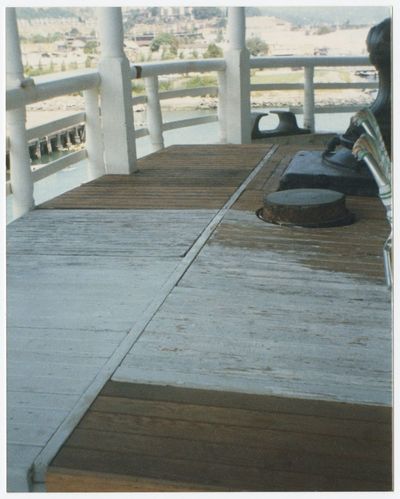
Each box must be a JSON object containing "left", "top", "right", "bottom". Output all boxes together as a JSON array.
[{"left": 26, "top": 90, "right": 375, "bottom": 115}]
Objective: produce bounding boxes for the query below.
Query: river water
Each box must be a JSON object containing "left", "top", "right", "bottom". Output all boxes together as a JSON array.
[{"left": 7, "top": 109, "right": 354, "bottom": 223}]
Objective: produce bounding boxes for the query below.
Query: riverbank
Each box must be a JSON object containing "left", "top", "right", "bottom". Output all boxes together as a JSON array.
[{"left": 27, "top": 88, "right": 375, "bottom": 116}]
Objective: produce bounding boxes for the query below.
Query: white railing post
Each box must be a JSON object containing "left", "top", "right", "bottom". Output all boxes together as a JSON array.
[
  {"left": 97, "top": 7, "right": 137, "bottom": 173},
  {"left": 304, "top": 65, "right": 316, "bottom": 132},
  {"left": 217, "top": 71, "right": 227, "bottom": 143},
  {"left": 144, "top": 76, "right": 164, "bottom": 152},
  {"left": 224, "top": 7, "right": 251, "bottom": 144},
  {"left": 83, "top": 88, "right": 106, "bottom": 179},
  {"left": 6, "top": 7, "right": 34, "bottom": 217}
]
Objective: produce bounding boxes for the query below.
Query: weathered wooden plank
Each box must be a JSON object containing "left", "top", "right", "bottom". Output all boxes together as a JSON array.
[
  {"left": 75, "top": 410, "right": 391, "bottom": 463},
  {"left": 7, "top": 350, "right": 110, "bottom": 366},
  {"left": 38, "top": 144, "right": 270, "bottom": 210},
  {"left": 88, "top": 169, "right": 252, "bottom": 186},
  {"left": 8, "top": 407, "right": 70, "bottom": 428},
  {"left": 7, "top": 391, "right": 80, "bottom": 412},
  {"left": 8, "top": 143, "right": 392, "bottom": 493},
  {"left": 61, "top": 427, "right": 391, "bottom": 483},
  {"left": 113, "top": 233, "right": 391, "bottom": 405},
  {"left": 8, "top": 444, "right": 41, "bottom": 467},
  {"left": 6, "top": 205, "right": 215, "bottom": 490},
  {"left": 244, "top": 145, "right": 300, "bottom": 192},
  {"left": 8, "top": 421, "right": 62, "bottom": 447},
  {"left": 89, "top": 395, "right": 391, "bottom": 441},
  {"left": 7, "top": 359, "right": 102, "bottom": 380},
  {"left": 47, "top": 467, "right": 225, "bottom": 492},
  {"left": 7, "top": 254, "right": 179, "bottom": 330},
  {"left": 101, "top": 381, "right": 391, "bottom": 422},
  {"left": 8, "top": 337, "right": 126, "bottom": 356},
  {"left": 114, "top": 366, "right": 391, "bottom": 407},
  {"left": 7, "top": 375, "right": 94, "bottom": 396},
  {"left": 7, "top": 408, "right": 71, "bottom": 447},
  {"left": 7, "top": 209, "right": 217, "bottom": 257},
  {"left": 120, "top": 342, "right": 391, "bottom": 378},
  {"left": 50, "top": 446, "right": 390, "bottom": 491},
  {"left": 38, "top": 187, "right": 236, "bottom": 210}
]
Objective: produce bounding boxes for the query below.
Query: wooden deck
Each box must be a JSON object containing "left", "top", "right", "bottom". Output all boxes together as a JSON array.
[
  {"left": 7, "top": 143, "right": 392, "bottom": 492},
  {"left": 48, "top": 381, "right": 391, "bottom": 492}
]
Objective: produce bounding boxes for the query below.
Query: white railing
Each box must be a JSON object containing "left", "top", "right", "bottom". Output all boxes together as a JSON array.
[
  {"left": 6, "top": 79, "right": 104, "bottom": 197},
  {"left": 250, "top": 55, "right": 376, "bottom": 131},
  {"left": 6, "top": 55, "right": 377, "bottom": 211},
  {"left": 130, "top": 59, "right": 225, "bottom": 150}
]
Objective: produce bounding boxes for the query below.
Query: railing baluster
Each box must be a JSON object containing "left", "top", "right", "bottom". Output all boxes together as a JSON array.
[
  {"left": 217, "top": 71, "right": 227, "bottom": 143},
  {"left": 6, "top": 7, "right": 34, "bottom": 217},
  {"left": 97, "top": 7, "right": 138, "bottom": 174},
  {"left": 304, "top": 65, "right": 316, "bottom": 132},
  {"left": 225, "top": 7, "right": 251, "bottom": 144},
  {"left": 144, "top": 76, "right": 164, "bottom": 152},
  {"left": 83, "top": 88, "right": 106, "bottom": 179}
]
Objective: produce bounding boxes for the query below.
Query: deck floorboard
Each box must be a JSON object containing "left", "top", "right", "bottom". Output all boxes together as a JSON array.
[
  {"left": 48, "top": 381, "right": 392, "bottom": 492},
  {"left": 7, "top": 143, "right": 392, "bottom": 492}
]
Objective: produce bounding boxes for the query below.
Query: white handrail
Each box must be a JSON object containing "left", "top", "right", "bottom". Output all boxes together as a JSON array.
[
  {"left": 31, "top": 149, "right": 87, "bottom": 182},
  {"left": 251, "top": 82, "right": 376, "bottom": 91},
  {"left": 130, "top": 58, "right": 225, "bottom": 79},
  {"left": 163, "top": 115, "right": 218, "bottom": 132},
  {"left": 25, "top": 113, "right": 86, "bottom": 142},
  {"left": 250, "top": 55, "right": 370, "bottom": 68},
  {"left": 159, "top": 87, "right": 218, "bottom": 100},
  {"left": 6, "top": 70, "right": 100, "bottom": 111}
]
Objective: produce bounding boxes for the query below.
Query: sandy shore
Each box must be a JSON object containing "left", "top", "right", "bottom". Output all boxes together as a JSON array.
[{"left": 27, "top": 88, "right": 374, "bottom": 116}]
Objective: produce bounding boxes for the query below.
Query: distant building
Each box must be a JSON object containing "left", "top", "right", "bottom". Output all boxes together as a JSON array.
[
  {"left": 160, "top": 7, "right": 193, "bottom": 18},
  {"left": 71, "top": 39, "right": 86, "bottom": 50},
  {"left": 314, "top": 47, "right": 329, "bottom": 56},
  {"left": 133, "top": 34, "right": 155, "bottom": 46}
]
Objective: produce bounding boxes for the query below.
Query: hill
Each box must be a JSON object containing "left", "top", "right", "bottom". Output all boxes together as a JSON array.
[
  {"left": 254, "top": 6, "right": 390, "bottom": 27},
  {"left": 15, "top": 8, "right": 93, "bottom": 20}
]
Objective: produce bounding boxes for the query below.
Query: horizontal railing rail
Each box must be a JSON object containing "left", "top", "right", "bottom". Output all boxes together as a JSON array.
[
  {"left": 163, "top": 115, "right": 219, "bottom": 132},
  {"left": 251, "top": 81, "right": 377, "bottom": 92},
  {"left": 250, "top": 55, "right": 371, "bottom": 68},
  {"left": 31, "top": 149, "right": 87, "bottom": 182},
  {"left": 130, "top": 58, "right": 226, "bottom": 79},
  {"left": 6, "top": 70, "right": 100, "bottom": 111},
  {"left": 158, "top": 86, "right": 218, "bottom": 100},
  {"left": 25, "top": 112, "right": 86, "bottom": 142}
]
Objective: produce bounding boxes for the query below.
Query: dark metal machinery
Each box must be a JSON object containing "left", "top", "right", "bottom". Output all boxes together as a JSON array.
[{"left": 278, "top": 17, "right": 391, "bottom": 197}]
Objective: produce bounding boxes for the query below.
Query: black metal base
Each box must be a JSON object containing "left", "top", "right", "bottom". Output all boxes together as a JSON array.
[
  {"left": 251, "top": 111, "right": 310, "bottom": 140},
  {"left": 279, "top": 150, "right": 378, "bottom": 197}
]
